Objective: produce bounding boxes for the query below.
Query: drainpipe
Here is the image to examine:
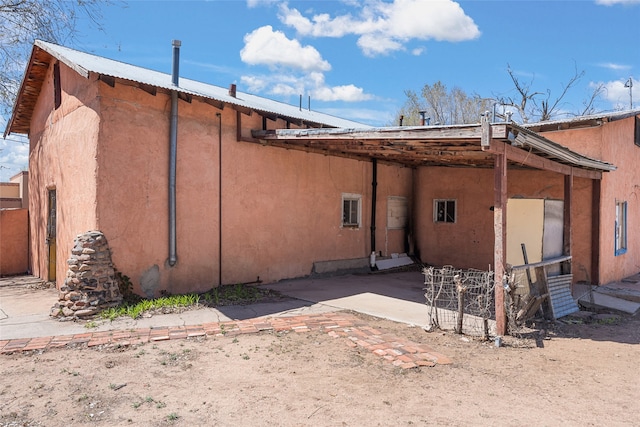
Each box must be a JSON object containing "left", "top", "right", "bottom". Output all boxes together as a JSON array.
[
  {"left": 370, "top": 158, "right": 377, "bottom": 267},
  {"left": 217, "top": 112, "right": 222, "bottom": 286},
  {"left": 168, "top": 40, "right": 181, "bottom": 267}
]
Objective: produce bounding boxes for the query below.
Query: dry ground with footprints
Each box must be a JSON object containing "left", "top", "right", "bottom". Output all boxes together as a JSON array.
[{"left": 1, "top": 311, "right": 639, "bottom": 427}]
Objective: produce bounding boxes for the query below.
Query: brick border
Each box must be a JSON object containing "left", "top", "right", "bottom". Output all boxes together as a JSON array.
[{"left": 0, "top": 312, "right": 451, "bottom": 369}]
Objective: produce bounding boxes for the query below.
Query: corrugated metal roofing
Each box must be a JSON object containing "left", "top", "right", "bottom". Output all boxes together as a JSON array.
[
  {"left": 7, "top": 40, "right": 368, "bottom": 135},
  {"left": 524, "top": 109, "right": 640, "bottom": 131}
]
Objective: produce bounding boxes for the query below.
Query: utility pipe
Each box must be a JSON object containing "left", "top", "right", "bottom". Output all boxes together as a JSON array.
[
  {"left": 370, "top": 158, "right": 378, "bottom": 260},
  {"left": 168, "top": 40, "right": 181, "bottom": 267},
  {"left": 217, "top": 112, "right": 222, "bottom": 286}
]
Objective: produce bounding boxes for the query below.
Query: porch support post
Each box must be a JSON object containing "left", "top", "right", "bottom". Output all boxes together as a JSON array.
[
  {"left": 563, "top": 173, "right": 573, "bottom": 275},
  {"left": 591, "top": 179, "right": 601, "bottom": 285},
  {"left": 493, "top": 147, "right": 507, "bottom": 336}
]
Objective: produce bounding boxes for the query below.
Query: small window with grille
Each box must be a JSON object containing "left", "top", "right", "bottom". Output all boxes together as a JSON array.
[
  {"left": 434, "top": 199, "right": 456, "bottom": 223},
  {"left": 342, "top": 194, "right": 362, "bottom": 228}
]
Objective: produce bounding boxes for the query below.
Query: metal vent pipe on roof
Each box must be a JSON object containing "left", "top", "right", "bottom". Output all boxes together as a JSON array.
[
  {"left": 168, "top": 40, "right": 181, "bottom": 267},
  {"left": 171, "top": 40, "right": 181, "bottom": 86}
]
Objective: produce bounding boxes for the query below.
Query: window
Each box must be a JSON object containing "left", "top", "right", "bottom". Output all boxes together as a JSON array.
[
  {"left": 342, "top": 194, "right": 361, "bottom": 228},
  {"left": 434, "top": 199, "right": 456, "bottom": 223},
  {"left": 615, "top": 200, "right": 628, "bottom": 256},
  {"left": 53, "top": 61, "right": 61, "bottom": 110}
]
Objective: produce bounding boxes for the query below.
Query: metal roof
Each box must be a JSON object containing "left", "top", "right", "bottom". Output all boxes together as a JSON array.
[
  {"left": 524, "top": 109, "right": 640, "bottom": 132},
  {"left": 5, "top": 40, "right": 367, "bottom": 135}
]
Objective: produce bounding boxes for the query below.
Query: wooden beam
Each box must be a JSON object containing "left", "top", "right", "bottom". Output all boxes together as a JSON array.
[
  {"left": 489, "top": 140, "right": 602, "bottom": 180},
  {"left": 493, "top": 145, "right": 507, "bottom": 336}
]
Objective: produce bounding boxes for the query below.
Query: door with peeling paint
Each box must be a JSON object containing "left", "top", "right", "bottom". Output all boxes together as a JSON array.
[{"left": 506, "top": 198, "right": 564, "bottom": 274}]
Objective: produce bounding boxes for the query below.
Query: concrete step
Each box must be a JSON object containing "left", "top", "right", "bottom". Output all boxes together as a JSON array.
[{"left": 578, "top": 291, "right": 640, "bottom": 315}]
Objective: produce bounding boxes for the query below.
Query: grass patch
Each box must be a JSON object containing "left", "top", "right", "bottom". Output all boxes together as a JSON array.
[
  {"left": 100, "top": 294, "right": 200, "bottom": 321},
  {"left": 99, "top": 282, "right": 283, "bottom": 321}
]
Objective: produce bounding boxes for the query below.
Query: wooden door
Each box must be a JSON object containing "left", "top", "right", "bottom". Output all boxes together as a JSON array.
[{"left": 47, "top": 189, "right": 56, "bottom": 281}]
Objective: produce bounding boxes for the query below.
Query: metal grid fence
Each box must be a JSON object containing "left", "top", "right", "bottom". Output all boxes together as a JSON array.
[{"left": 423, "top": 266, "right": 496, "bottom": 337}]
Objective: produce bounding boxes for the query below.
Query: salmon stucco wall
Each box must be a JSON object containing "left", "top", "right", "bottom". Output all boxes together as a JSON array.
[
  {"left": 93, "top": 80, "right": 413, "bottom": 296},
  {"left": 414, "top": 167, "right": 593, "bottom": 283},
  {"left": 0, "top": 208, "right": 29, "bottom": 275},
  {"left": 540, "top": 115, "right": 640, "bottom": 285},
  {"left": 28, "top": 62, "right": 100, "bottom": 284}
]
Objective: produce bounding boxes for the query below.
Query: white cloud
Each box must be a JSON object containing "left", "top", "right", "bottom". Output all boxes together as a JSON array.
[
  {"left": 240, "top": 25, "right": 331, "bottom": 72},
  {"left": 246, "top": 0, "right": 280, "bottom": 8},
  {"left": 240, "top": 71, "right": 373, "bottom": 103},
  {"left": 279, "top": 0, "right": 480, "bottom": 57},
  {"left": 593, "top": 77, "right": 637, "bottom": 109},
  {"left": 597, "top": 62, "right": 632, "bottom": 72},
  {"left": 240, "top": 24, "right": 372, "bottom": 103},
  {"left": 0, "top": 136, "right": 28, "bottom": 181},
  {"left": 595, "top": 0, "right": 640, "bottom": 5},
  {"left": 313, "top": 84, "right": 374, "bottom": 102}
]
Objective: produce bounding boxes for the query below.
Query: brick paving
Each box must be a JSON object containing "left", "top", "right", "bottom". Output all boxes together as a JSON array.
[{"left": 0, "top": 312, "right": 451, "bottom": 369}]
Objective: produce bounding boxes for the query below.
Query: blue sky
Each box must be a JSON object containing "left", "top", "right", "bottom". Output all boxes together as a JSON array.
[{"left": 1, "top": 0, "right": 639, "bottom": 180}]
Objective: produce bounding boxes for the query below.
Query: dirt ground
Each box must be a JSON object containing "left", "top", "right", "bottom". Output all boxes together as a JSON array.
[{"left": 1, "top": 311, "right": 639, "bottom": 427}]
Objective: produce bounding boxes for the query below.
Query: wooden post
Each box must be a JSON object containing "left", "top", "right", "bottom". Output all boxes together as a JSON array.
[
  {"left": 591, "top": 179, "right": 601, "bottom": 285},
  {"left": 494, "top": 149, "right": 507, "bottom": 336},
  {"left": 563, "top": 173, "right": 573, "bottom": 276},
  {"left": 454, "top": 275, "right": 465, "bottom": 334}
]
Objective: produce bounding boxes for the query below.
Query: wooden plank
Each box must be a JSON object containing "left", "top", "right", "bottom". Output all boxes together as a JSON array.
[
  {"left": 511, "top": 255, "right": 572, "bottom": 271},
  {"left": 489, "top": 140, "right": 603, "bottom": 180}
]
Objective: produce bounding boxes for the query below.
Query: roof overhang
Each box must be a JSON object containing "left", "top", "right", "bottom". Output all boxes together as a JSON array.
[
  {"left": 5, "top": 41, "right": 366, "bottom": 137},
  {"left": 251, "top": 121, "right": 615, "bottom": 180}
]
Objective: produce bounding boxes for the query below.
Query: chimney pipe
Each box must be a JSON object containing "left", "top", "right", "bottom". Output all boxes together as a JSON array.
[
  {"left": 171, "top": 40, "right": 181, "bottom": 87},
  {"left": 229, "top": 83, "right": 236, "bottom": 98},
  {"left": 399, "top": 115, "right": 404, "bottom": 126},
  {"left": 419, "top": 111, "right": 426, "bottom": 126}
]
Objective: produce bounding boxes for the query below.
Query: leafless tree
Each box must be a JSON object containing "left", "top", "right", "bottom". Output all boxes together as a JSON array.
[
  {"left": 0, "top": 0, "right": 109, "bottom": 116},
  {"left": 497, "top": 63, "right": 604, "bottom": 123},
  {"left": 394, "top": 81, "right": 492, "bottom": 126}
]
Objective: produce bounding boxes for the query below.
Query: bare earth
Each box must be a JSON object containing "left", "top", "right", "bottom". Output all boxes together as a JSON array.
[{"left": 1, "top": 312, "right": 639, "bottom": 427}]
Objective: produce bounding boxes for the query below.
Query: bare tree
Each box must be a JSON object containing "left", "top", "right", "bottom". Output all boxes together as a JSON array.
[
  {"left": 497, "top": 63, "right": 603, "bottom": 123},
  {"left": 0, "top": 0, "right": 108, "bottom": 116},
  {"left": 394, "top": 81, "right": 492, "bottom": 126}
]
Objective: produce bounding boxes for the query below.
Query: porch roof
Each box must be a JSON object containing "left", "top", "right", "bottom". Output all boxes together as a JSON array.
[{"left": 251, "top": 121, "right": 615, "bottom": 179}]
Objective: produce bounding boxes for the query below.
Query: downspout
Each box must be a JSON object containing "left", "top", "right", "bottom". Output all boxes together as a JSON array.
[
  {"left": 370, "top": 158, "right": 377, "bottom": 268},
  {"left": 168, "top": 40, "right": 181, "bottom": 267},
  {"left": 217, "top": 112, "right": 222, "bottom": 286}
]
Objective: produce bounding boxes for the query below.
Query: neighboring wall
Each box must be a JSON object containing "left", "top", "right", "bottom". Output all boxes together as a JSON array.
[
  {"left": 0, "top": 208, "right": 28, "bottom": 276},
  {"left": 414, "top": 167, "right": 593, "bottom": 284},
  {"left": 94, "top": 75, "right": 413, "bottom": 296},
  {"left": 28, "top": 62, "right": 100, "bottom": 283},
  {"left": 540, "top": 115, "right": 640, "bottom": 285}
]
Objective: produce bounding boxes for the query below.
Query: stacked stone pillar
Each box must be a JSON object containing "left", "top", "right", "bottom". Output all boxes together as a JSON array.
[{"left": 51, "top": 231, "right": 123, "bottom": 319}]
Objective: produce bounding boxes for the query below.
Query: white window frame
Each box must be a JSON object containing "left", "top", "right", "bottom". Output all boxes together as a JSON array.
[
  {"left": 434, "top": 199, "right": 456, "bottom": 223},
  {"left": 615, "top": 200, "right": 628, "bottom": 256},
  {"left": 342, "top": 193, "right": 362, "bottom": 228}
]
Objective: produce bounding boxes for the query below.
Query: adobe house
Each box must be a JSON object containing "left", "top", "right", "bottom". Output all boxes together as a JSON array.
[
  {"left": 0, "top": 171, "right": 29, "bottom": 276},
  {"left": 4, "top": 40, "right": 629, "bottom": 335},
  {"left": 526, "top": 112, "right": 640, "bottom": 286}
]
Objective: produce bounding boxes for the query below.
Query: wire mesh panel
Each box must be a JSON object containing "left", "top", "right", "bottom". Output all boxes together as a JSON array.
[{"left": 423, "top": 266, "right": 496, "bottom": 337}]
